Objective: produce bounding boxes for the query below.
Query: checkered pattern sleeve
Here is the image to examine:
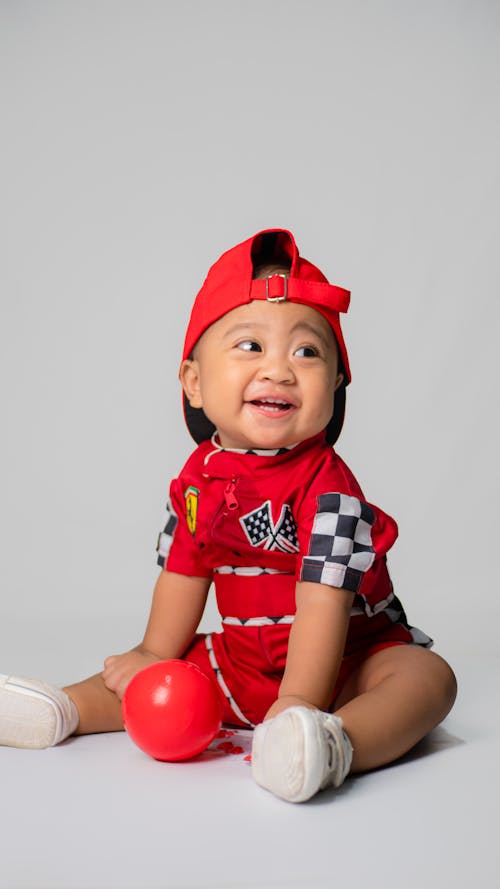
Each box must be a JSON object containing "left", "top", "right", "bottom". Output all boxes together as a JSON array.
[
  {"left": 299, "top": 492, "right": 398, "bottom": 594},
  {"left": 156, "top": 477, "right": 212, "bottom": 578},
  {"left": 156, "top": 498, "right": 178, "bottom": 569}
]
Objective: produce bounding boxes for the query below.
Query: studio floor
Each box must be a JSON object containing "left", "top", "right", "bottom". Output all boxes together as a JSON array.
[{"left": 0, "top": 648, "right": 497, "bottom": 889}]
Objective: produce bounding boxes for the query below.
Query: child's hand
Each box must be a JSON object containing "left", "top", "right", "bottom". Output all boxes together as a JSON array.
[{"left": 102, "top": 648, "right": 160, "bottom": 700}]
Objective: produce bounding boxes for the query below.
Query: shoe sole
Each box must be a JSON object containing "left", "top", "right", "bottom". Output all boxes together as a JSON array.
[{"left": 252, "top": 708, "right": 325, "bottom": 803}]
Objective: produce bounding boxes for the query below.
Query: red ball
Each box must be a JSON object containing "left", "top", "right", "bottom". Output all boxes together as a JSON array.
[{"left": 122, "top": 659, "right": 223, "bottom": 761}]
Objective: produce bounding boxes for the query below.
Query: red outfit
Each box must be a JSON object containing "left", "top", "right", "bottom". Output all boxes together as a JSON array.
[{"left": 157, "top": 433, "right": 431, "bottom": 727}]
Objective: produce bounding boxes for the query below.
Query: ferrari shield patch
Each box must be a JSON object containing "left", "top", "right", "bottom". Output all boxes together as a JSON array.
[{"left": 184, "top": 486, "right": 200, "bottom": 535}]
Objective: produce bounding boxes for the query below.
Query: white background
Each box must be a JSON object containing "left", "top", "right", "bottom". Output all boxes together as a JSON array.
[
  {"left": 1, "top": 4, "right": 499, "bottom": 889},
  {"left": 1, "top": 1, "right": 498, "bottom": 687}
]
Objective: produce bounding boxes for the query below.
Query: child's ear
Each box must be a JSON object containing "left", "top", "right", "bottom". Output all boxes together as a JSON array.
[
  {"left": 334, "top": 372, "right": 344, "bottom": 392},
  {"left": 179, "top": 359, "right": 203, "bottom": 408}
]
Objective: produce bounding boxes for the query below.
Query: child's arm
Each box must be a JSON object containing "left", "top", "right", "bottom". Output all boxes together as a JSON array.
[
  {"left": 264, "top": 581, "right": 354, "bottom": 720},
  {"left": 102, "top": 570, "right": 211, "bottom": 699}
]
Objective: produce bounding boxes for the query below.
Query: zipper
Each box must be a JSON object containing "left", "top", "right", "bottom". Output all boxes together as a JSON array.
[
  {"left": 224, "top": 480, "right": 239, "bottom": 510},
  {"left": 209, "top": 478, "right": 240, "bottom": 543}
]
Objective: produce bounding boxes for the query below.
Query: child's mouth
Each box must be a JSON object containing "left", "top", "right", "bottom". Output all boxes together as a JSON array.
[{"left": 249, "top": 398, "right": 294, "bottom": 414}]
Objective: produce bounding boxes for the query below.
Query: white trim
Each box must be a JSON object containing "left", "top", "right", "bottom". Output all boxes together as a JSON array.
[
  {"left": 222, "top": 615, "right": 295, "bottom": 627},
  {"left": 204, "top": 635, "right": 253, "bottom": 727},
  {"left": 362, "top": 591, "right": 395, "bottom": 617},
  {"left": 214, "top": 566, "right": 292, "bottom": 576},
  {"left": 208, "top": 432, "right": 297, "bottom": 457}
]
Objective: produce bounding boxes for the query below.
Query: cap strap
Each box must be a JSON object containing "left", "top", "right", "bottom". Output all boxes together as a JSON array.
[{"left": 250, "top": 277, "right": 350, "bottom": 313}]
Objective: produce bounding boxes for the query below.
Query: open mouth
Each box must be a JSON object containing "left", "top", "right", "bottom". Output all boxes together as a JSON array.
[{"left": 249, "top": 398, "right": 294, "bottom": 414}]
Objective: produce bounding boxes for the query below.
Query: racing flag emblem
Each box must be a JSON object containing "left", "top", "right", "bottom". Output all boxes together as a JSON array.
[{"left": 239, "top": 501, "right": 299, "bottom": 553}]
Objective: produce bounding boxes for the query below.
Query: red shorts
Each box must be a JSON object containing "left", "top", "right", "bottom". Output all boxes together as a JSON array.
[{"left": 182, "top": 624, "right": 411, "bottom": 728}]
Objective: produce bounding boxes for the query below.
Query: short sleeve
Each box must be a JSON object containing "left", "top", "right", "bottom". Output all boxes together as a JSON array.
[
  {"left": 298, "top": 492, "right": 398, "bottom": 594},
  {"left": 155, "top": 477, "right": 212, "bottom": 578}
]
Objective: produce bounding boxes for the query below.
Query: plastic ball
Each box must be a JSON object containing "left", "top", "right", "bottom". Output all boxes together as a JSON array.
[{"left": 122, "top": 659, "right": 223, "bottom": 762}]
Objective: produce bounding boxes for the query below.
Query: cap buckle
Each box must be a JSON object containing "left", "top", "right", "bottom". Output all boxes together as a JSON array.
[{"left": 265, "top": 273, "right": 288, "bottom": 303}]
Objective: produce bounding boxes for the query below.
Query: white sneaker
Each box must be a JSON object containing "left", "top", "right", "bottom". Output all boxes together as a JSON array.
[
  {"left": 0, "top": 674, "right": 79, "bottom": 749},
  {"left": 252, "top": 706, "right": 353, "bottom": 803}
]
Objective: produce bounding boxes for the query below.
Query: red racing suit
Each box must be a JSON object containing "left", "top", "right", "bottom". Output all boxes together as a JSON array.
[{"left": 157, "top": 433, "right": 431, "bottom": 726}]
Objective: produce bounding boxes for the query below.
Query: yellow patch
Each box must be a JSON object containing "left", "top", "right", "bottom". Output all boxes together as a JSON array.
[{"left": 184, "top": 486, "right": 200, "bottom": 535}]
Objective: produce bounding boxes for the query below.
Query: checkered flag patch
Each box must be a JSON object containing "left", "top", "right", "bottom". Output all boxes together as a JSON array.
[
  {"left": 301, "top": 493, "right": 376, "bottom": 592},
  {"left": 239, "top": 501, "right": 299, "bottom": 553},
  {"left": 156, "top": 499, "right": 178, "bottom": 568}
]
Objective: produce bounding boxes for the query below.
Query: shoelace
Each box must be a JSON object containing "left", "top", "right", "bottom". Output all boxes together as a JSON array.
[{"left": 320, "top": 714, "right": 353, "bottom": 789}]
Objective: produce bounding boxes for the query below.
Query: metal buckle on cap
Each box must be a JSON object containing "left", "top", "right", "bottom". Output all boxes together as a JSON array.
[{"left": 265, "top": 273, "right": 288, "bottom": 303}]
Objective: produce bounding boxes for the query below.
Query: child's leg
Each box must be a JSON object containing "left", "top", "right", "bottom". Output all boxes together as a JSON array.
[
  {"left": 252, "top": 645, "right": 456, "bottom": 802},
  {"left": 333, "top": 645, "right": 457, "bottom": 772},
  {"left": 1, "top": 635, "right": 220, "bottom": 748},
  {"left": 63, "top": 673, "right": 123, "bottom": 735}
]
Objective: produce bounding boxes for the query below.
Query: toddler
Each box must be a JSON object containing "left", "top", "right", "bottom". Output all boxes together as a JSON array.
[{"left": 0, "top": 228, "right": 456, "bottom": 803}]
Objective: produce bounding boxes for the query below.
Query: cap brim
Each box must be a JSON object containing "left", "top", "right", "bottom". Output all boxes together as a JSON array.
[
  {"left": 325, "top": 382, "right": 346, "bottom": 445},
  {"left": 183, "top": 394, "right": 216, "bottom": 445}
]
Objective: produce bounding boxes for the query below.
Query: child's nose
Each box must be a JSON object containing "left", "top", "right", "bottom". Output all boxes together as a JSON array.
[{"left": 256, "top": 353, "right": 296, "bottom": 385}]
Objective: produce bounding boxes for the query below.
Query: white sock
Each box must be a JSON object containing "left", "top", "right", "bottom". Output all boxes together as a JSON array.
[{"left": 0, "top": 674, "right": 79, "bottom": 749}]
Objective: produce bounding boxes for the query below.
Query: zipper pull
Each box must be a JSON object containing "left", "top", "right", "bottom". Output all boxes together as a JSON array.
[{"left": 224, "top": 481, "right": 239, "bottom": 510}]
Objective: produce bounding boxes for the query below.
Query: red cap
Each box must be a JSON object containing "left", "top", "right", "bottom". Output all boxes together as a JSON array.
[{"left": 182, "top": 229, "right": 351, "bottom": 445}]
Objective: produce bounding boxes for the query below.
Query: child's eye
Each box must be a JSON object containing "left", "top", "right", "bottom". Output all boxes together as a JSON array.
[
  {"left": 236, "top": 340, "right": 262, "bottom": 352},
  {"left": 295, "top": 345, "right": 320, "bottom": 358}
]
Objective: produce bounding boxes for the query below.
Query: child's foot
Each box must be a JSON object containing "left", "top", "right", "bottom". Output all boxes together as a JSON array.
[
  {"left": 0, "top": 674, "right": 79, "bottom": 748},
  {"left": 251, "top": 706, "right": 353, "bottom": 803}
]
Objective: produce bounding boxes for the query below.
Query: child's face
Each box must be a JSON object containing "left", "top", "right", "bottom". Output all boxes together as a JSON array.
[{"left": 181, "top": 300, "right": 344, "bottom": 450}]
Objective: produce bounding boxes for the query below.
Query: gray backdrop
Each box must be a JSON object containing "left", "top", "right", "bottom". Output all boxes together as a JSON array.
[{"left": 1, "top": 0, "right": 498, "bottom": 686}]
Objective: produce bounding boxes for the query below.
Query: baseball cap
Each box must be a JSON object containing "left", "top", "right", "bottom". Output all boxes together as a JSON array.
[{"left": 182, "top": 228, "right": 351, "bottom": 445}]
